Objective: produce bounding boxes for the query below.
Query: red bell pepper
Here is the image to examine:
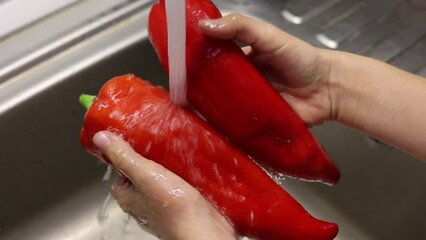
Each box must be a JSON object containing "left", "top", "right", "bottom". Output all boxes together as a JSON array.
[
  {"left": 148, "top": 0, "right": 340, "bottom": 184},
  {"left": 80, "top": 74, "right": 338, "bottom": 240}
]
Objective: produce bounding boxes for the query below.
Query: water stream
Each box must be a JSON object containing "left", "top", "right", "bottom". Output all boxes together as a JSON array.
[{"left": 165, "top": 0, "right": 187, "bottom": 106}]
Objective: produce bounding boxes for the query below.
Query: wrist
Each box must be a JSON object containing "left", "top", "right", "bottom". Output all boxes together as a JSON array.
[
  {"left": 316, "top": 49, "right": 346, "bottom": 123},
  {"left": 320, "top": 49, "right": 369, "bottom": 126}
]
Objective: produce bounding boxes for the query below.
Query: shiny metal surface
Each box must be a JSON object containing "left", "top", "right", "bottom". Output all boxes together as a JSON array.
[
  {"left": 0, "top": 0, "right": 153, "bottom": 83},
  {"left": 0, "top": 0, "right": 425, "bottom": 239}
]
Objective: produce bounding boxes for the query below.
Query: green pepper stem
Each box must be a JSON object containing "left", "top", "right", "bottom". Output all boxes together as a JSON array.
[{"left": 79, "top": 94, "right": 96, "bottom": 110}]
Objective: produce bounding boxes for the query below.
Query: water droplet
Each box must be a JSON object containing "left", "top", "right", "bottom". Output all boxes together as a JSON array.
[
  {"left": 272, "top": 172, "right": 286, "bottom": 185},
  {"left": 232, "top": 157, "right": 238, "bottom": 167},
  {"left": 249, "top": 210, "right": 255, "bottom": 223},
  {"left": 151, "top": 172, "right": 167, "bottom": 181},
  {"left": 163, "top": 200, "right": 169, "bottom": 208},
  {"left": 264, "top": 169, "right": 286, "bottom": 185},
  {"left": 137, "top": 216, "right": 148, "bottom": 225},
  {"left": 206, "top": 47, "right": 221, "bottom": 59},
  {"left": 96, "top": 102, "right": 109, "bottom": 110},
  {"left": 169, "top": 188, "right": 185, "bottom": 198},
  {"left": 144, "top": 141, "right": 152, "bottom": 153},
  {"left": 239, "top": 236, "right": 251, "bottom": 240}
]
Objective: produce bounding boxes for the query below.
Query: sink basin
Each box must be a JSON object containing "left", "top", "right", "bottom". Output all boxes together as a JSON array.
[{"left": 0, "top": 0, "right": 425, "bottom": 239}]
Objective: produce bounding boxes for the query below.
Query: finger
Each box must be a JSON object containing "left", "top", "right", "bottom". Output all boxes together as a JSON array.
[
  {"left": 93, "top": 131, "right": 196, "bottom": 201},
  {"left": 93, "top": 131, "right": 174, "bottom": 195},
  {"left": 111, "top": 178, "right": 233, "bottom": 240},
  {"left": 94, "top": 132, "right": 235, "bottom": 239},
  {"left": 199, "top": 13, "right": 301, "bottom": 53},
  {"left": 93, "top": 131, "right": 156, "bottom": 187},
  {"left": 111, "top": 177, "right": 144, "bottom": 214},
  {"left": 111, "top": 177, "right": 157, "bottom": 234}
]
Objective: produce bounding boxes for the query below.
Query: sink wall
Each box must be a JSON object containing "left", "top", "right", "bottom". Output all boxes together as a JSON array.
[{"left": 0, "top": 0, "right": 425, "bottom": 239}]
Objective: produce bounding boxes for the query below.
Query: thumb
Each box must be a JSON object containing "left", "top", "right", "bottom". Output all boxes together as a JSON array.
[{"left": 92, "top": 131, "right": 184, "bottom": 200}]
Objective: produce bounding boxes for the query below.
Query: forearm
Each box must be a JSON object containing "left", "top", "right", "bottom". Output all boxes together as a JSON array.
[{"left": 329, "top": 50, "right": 426, "bottom": 160}]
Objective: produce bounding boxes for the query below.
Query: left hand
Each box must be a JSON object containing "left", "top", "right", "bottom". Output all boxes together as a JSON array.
[
  {"left": 93, "top": 131, "right": 237, "bottom": 240},
  {"left": 199, "top": 14, "right": 337, "bottom": 125}
]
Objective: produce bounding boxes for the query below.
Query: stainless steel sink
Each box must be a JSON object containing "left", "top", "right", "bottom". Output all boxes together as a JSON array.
[{"left": 0, "top": 0, "right": 425, "bottom": 239}]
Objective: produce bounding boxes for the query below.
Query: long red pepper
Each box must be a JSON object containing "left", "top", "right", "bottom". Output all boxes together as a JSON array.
[
  {"left": 80, "top": 74, "right": 338, "bottom": 240},
  {"left": 148, "top": 0, "right": 340, "bottom": 184}
]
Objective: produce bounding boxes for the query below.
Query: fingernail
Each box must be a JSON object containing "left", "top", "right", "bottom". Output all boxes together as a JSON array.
[{"left": 93, "top": 131, "right": 118, "bottom": 151}]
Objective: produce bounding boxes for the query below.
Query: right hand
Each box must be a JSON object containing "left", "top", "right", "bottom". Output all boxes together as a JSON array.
[{"left": 199, "top": 14, "right": 339, "bottom": 125}]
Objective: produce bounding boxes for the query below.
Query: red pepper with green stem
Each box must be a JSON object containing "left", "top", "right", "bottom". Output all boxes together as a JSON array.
[
  {"left": 80, "top": 74, "right": 338, "bottom": 240},
  {"left": 148, "top": 0, "right": 340, "bottom": 184}
]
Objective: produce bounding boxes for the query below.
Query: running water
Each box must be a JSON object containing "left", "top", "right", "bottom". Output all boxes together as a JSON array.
[
  {"left": 98, "top": 193, "right": 112, "bottom": 224},
  {"left": 122, "top": 214, "right": 132, "bottom": 235},
  {"left": 102, "top": 165, "right": 113, "bottom": 182},
  {"left": 165, "top": 0, "right": 187, "bottom": 106}
]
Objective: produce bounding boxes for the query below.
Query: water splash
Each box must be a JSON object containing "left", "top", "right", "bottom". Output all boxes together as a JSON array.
[
  {"left": 258, "top": 164, "right": 286, "bottom": 185},
  {"left": 268, "top": 171, "right": 286, "bottom": 185}
]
